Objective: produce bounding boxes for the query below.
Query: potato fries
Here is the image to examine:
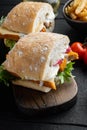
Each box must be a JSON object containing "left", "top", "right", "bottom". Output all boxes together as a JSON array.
[
  {"left": 65, "top": 0, "right": 87, "bottom": 21},
  {"left": 75, "top": 0, "right": 87, "bottom": 14},
  {"left": 73, "top": 0, "right": 80, "bottom": 7}
]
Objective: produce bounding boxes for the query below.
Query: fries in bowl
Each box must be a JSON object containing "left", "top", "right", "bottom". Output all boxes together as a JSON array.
[{"left": 65, "top": 0, "right": 87, "bottom": 21}]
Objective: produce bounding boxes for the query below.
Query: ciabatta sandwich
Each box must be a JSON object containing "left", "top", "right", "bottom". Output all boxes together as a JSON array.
[
  {"left": 0, "top": 2, "right": 55, "bottom": 48},
  {"left": 0, "top": 32, "right": 78, "bottom": 93}
]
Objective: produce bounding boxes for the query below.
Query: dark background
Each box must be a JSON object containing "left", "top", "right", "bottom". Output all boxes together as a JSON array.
[{"left": 0, "top": 0, "right": 87, "bottom": 129}]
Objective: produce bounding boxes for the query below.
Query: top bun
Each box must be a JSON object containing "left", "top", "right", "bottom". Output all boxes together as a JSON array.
[{"left": 3, "top": 32, "right": 70, "bottom": 82}]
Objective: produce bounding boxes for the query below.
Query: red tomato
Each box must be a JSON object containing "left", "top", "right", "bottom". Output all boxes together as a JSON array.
[
  {"left": 83, "top": 49, "right": 87, "bottom": 64},
  {"left": 71, "top": 42, "right": 86, "bottom": 60}
]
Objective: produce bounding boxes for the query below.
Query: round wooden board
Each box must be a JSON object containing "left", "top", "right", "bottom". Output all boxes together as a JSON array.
[{"left": 12, "top": 78, "right": 78, "bottom": 116}]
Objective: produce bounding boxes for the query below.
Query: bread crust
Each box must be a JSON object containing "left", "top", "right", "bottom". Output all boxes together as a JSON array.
[
  {"left": 2, "top": 2, "right": 55, "bottom": 34},
  {"left": 3, "top": 32, "right": 70, "bottom": 82}
]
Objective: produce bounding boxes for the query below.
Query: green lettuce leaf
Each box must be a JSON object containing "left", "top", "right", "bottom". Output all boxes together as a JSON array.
[
  {"left": 0, "top": 65, "right": 17, "bottom": 86},
  {"left": 4, "top": 39, "right": 16, "bottom": 49},
  {"left": 0, "top": 16, "right": 5, "bottom": 25},
  {"left": 57, "top": 62, "right": 75, "bottom": 84}
]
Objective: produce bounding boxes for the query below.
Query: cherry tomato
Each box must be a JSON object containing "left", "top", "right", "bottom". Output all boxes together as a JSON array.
[
  {"left": 71, "top": 42, "right": 86, "bottom": 60},
  {"left": 83, "top": 49, "right": 87, "bottom": 64}
]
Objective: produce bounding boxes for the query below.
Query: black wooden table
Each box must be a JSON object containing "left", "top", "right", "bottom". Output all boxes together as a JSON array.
[{"left": 0, "top": 0, "right": 87, "bottom": 129}]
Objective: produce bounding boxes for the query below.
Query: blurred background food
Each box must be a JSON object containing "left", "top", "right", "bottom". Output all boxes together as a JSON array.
[
  {"left": 23, "top": 0, "right": 60, "bottom": 16},
  {"left": 65, "top": 0, "right": 87, "bottom": 21},
  {"left": 63, "top": 0, "right": 87, "bottom": 33}
]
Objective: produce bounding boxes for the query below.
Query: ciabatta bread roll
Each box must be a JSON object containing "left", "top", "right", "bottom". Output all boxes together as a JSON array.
[
  {"left": 0, "top": 2, "right": 55, "bottom": 40},
  {"left": 2, "top": 32, "right": 78, "bottom": 92}
]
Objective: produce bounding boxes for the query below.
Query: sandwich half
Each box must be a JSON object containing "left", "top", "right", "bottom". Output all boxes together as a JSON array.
[
  {"left": 0, "top": 1, "right": 55, "bottom": 43},
  {"left": 0, "top": 32, "right": 78, "bottom": 93}
]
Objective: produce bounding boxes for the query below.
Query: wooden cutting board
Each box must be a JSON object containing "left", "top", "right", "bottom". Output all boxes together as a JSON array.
[{"left": 13, "top": 78, "right": 78, "bottom": 116}]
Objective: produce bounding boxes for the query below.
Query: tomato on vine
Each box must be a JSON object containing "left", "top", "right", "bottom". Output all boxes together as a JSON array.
[
  {"left": 70, "top": 42, "right": 86, "bottom": 60},
  {"left": 70, "top": 41, "right": 87, "bottom": 65}
]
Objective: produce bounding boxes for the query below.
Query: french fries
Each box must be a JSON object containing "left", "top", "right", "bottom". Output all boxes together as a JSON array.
[
  {"left": 73, "top": 0, "right": 80, "bottom": 7},
  {"left": 65, "top": 0, "right": 87, "bottom": 21},
  {"left": 75, "top": 0, "right": 87, "bottom": 14}
]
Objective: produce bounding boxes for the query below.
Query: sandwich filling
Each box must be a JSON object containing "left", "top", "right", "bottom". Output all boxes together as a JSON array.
[{"left": 0, "top": 47, "right": 78, "bottom": 90}]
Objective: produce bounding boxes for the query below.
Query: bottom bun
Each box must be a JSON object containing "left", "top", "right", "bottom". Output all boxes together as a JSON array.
[{"left": 12, "top": 80, "right": 51, "bottom": 93}]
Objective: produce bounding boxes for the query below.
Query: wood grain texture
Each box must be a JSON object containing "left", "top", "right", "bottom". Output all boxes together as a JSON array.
[
  {"left": 0, "top": 0, "right": 21, "bottom": 5},
  {"left": 0, "top": 122, "right": 87, "bottom": 130},
  {"left": 12, "top": 78, "right": 78, "bottom": 116},
  {"left": 0, "top": 0, "right": 67, "bottom": 5}
]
